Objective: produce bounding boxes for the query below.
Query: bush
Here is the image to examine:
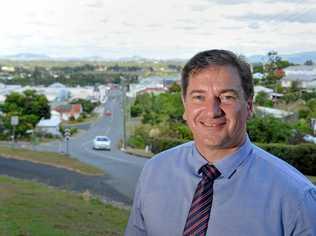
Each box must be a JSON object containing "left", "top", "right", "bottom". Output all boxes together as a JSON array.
[
  {"left": 151, "top": 137, "right": 187, "bottom": 154},
  {"left": 127, "top": 135, "right": 146, "bottom": 149},
  {"left": 258, "top": 143, "right": 316, "bottom": 176}
]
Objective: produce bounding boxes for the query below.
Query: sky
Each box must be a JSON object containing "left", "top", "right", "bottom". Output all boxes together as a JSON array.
[{"left": 1, "top": 0, "right": 316, "bottom": 59}]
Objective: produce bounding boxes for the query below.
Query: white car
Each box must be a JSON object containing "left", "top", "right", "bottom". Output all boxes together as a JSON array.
[{"left": 93, "top": 136, "right": 111, "bottom": 150}]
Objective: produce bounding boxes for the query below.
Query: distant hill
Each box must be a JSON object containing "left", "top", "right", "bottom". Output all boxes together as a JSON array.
[
  {"left": 2, "top": 51, "right": 316, "bottom": 64},
  {"left": 2, "top": 53, "right": 51, "bottom": 60},
  {"left": 247, "top": 51, "right": 316, "bottom": 64}
]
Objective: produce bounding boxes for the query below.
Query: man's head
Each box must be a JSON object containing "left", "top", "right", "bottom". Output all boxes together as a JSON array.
[
  {"left": 181, "top": 49, "right": 253, "bottom": 100},
  {"left": 181, "top": 50, "right": 254, "bottom": 158}
]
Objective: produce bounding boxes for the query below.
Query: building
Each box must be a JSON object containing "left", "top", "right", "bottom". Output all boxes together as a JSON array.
[
  {"left": 36, "top": 115, "right": 61, "bottom": 136},
  {"left": 255, "top": 106, "right": 297, "bottom": 122},
  {"left": 136, "top": 87, "right": 168, "bottom": 96},
  {"left": 281, "top": 65, "right": 316, "bottom": 90},
  {"left": 52, "top": 104, "right": 83, "bottom": 121}
]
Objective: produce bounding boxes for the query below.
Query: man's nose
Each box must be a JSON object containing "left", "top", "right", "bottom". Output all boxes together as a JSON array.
[{"left": 205, "top": 98, "right": 223, "bottom": 118}]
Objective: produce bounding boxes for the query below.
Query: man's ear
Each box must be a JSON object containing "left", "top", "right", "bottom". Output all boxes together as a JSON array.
[
  {"left": 182, "top": 95, "right": 187, "bottom": 121},
  {"left": 182, "top": 113, "right": 187, "bottom": 121},
  {"left": 247, "top": 97, "right": 254, "bottom": 120}
]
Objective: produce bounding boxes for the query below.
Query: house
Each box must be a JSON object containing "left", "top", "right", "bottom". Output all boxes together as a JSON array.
[
  {"left": 255, "top": 106, "right": 297, "bottom": 122},
  {"left": 253, "top": 72, "right": 264, "bottom": 80},
  {"left": 281, "top": 74, "right": 316, "bottom": 90},
  {"left": 254, "top": 86, "right": 273, "bottom": 97},
  {"left": 281, "top": 65, "right": 316, "bottom": 90},
  {"left": 136, "top": 87, "right": 168, "bottom": 96},
  {"left": 36, "top": 115, "right": 61, "bottom": 136},
  {"left": 52, "top": 104, "right": 83, "bottom": 121}
]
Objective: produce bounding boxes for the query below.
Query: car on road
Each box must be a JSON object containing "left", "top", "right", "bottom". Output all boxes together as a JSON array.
[
  {"left": 93, "top": 136, "right": 111, "bottom": 150},
  {"left": 104, "top": 110, "right": 112, "bottom": 116}
]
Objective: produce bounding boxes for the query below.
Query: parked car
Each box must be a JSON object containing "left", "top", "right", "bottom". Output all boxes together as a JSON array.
[{"left": 93, "top": 136, "right": 111, "bottom": 150}]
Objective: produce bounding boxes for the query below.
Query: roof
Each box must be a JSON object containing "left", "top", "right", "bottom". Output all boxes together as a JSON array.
[
  {"left": 254, "top": 86, "right": 273, "bottom": 94},
  {"left": 49, "top": 82, "right": 66, "bottom": 88},
  {"left": 255, "top": 106, "right": 294, "bottom": 118},
  {"left": 37, "top": 116, "right": 61, "bottom": 127},
  {"left": 282, "top": 74, "right": 316, "bottom": 82},
  {"left": 284, "top": 65, "right": 316, "bottom": 74}
]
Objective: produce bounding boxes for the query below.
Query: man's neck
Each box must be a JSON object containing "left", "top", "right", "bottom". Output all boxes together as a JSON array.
[{"left": 195, "top": 137, "right": 247, "bottom": 163}]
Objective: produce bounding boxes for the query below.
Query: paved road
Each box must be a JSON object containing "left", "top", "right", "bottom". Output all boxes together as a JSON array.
[
  {"left": 0, "top": 156, "right": 131, "bottom": 205},
  {"left": 35, "top": 89, "right": 147, "bottom": 202}
]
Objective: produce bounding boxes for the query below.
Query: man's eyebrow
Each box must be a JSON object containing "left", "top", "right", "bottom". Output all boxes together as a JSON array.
[
  {"left": 219, "top": 89, "right": 239, "bottom": 95},
  {"left": 189, "top": 89, "right": 205, "bottom": 95}
]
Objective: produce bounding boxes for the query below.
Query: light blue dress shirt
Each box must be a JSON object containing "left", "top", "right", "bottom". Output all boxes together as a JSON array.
[{"left": 125, "top": 136, "right": 316, "bottom": 236}]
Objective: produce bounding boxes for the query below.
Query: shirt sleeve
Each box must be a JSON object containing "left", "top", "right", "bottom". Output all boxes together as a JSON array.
[
  {"left": 289, "top": 187, "right": 316, "bottom": 236},
  {"left": 125, "top": 173, "right": 147, "bottom": 236}
]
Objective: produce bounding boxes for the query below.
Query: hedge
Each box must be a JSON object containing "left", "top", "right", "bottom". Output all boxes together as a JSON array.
[
  {"left": 150, "top": 138, "right": 316, "bottom": 176},
  {"left": 151, "top": 137, "right": 187, "bottom": 154},
  {"left": 257, "top": 143, "right": 316, "bottom": 176}
]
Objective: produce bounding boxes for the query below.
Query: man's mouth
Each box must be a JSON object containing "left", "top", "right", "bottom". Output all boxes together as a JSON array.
[{"left": 200, "top": 121, "right": 226, "bottom": 127}]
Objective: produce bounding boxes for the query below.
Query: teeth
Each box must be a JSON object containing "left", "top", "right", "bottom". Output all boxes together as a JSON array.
[{"left": 201, "top": 122, "right": 219, "bottom": 127}]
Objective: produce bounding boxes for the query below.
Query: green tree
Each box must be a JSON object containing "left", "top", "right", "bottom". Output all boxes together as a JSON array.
[
  {"left": 247, "top": 116, "right": 293, "bottom": 143},
  {"left": 70, "top": 98, "right": 99, "bottom": 114},
  {"left": 2, "top": 90, "right": 50, "bottom": 137},
  {"left": 168, "top": 82, "right": 181, "bottom": 93},
  {"left": 254, "top": 92, "right": 273, "bottom": 107}
]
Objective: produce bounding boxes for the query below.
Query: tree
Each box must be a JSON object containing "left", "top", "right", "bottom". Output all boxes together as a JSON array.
[
  {"left": 304, "top": 60, "right": 314, "bottom": 66},
  {"left": 168, "top": 82, "right": 181, "bottom": 93},
  {"left": 263, "top": 51, "right": 289, "bottom": 84},
  {"left": 70, "top": 98, "right": 99, "bottom": 114},
  {"left": 247, "top": 116, "right": 293, "bottom": 143},
  {"left": 2, "top": 90, "right": 50, "bottom": 137},
  {"left": 255, "top": 91, "right": 273, "bottom": 107}
]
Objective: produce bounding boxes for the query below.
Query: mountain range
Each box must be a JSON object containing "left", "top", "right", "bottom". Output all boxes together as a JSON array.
[{"left": 1, "top": 51, "right": 316, "bottom": 64}]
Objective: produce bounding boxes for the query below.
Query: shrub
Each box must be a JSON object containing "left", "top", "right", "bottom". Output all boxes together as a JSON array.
[{"left": 151, "top": 137, "right": 187, "bottom": 154}]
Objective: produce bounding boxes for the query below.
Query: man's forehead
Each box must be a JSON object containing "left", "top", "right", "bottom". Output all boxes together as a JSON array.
[
  {"left": 189, "top": 65, "right": 239, "bottom": 78},
  {"left": 188, "top": 65, "right": 242, "bottom": 86}
]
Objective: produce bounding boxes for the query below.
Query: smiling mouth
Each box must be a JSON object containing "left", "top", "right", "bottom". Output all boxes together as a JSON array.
[{"left": 200, "top": 121, "right": 226, "bottom": 127}]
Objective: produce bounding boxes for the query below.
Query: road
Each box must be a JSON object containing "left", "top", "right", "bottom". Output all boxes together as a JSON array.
[{"left": 37, "top": 88, "right": 147, "bottom": 201}]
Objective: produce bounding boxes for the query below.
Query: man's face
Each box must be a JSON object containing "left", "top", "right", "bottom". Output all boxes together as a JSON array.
[{"left": 182, "top": 65, "right": 253, "bottom": 152}]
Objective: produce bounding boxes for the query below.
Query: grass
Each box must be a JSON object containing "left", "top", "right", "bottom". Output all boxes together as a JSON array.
[
  {"left": 0, "top": 175, "right": 129, "bottom": 236},
  {"left": 0, "top": 146, "right": 104, "bottom": 176},
  {"left": 125, "top": 147, "right": 153, "bottom": 158}
]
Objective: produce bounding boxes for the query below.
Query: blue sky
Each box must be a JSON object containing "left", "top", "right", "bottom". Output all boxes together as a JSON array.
[{"left": 1, "top": 0, "right": 316, "bottom": 59}]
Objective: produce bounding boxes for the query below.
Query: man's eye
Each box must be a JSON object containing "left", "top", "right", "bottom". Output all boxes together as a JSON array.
[
  {"left": 192, "top": 95, "right": 204, "bottom": 101},
  {"left": 219, "top": 94, "right": 236, "bottom": 103}
]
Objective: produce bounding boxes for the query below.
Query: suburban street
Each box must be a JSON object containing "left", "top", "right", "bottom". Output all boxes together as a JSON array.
[{"left": 32, "top": 88, "right": 147, "bottom": 202}]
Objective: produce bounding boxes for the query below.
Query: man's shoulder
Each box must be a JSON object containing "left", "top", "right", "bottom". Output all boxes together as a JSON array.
[
  {"left": 148, "top": 141, "right": 194, "bottom": 165},
  {"left": 141, "top": 141, "right": 194, "bottom": 176},
  {"left": 251, "top": 143, "right": 314, "bottom": 194}
]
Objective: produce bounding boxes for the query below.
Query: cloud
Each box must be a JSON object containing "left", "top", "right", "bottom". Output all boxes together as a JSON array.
[
  {"left": 207, "top": 0, "right": 312, "bottom": 4},
  {"left": 235, "top": 9, "right": 316, "bottom": 23},
  {"left": 248, "top": 22, "right": 260, "bottom": 29},
  {"left": 85, "top": 0, "right": 104, "bottom": 8}
]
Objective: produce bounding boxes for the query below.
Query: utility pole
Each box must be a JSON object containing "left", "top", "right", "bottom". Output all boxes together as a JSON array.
[
  {"left": 121, "top": 76, "right": 127, "bottom": 150},
  {"left": 10, "top": 116, "right": 19, "bottom": 148}
]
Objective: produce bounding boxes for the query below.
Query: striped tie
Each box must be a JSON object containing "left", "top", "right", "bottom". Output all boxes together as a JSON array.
[{"left": 183, "top": 164, "right": 221, "bottom": 236}]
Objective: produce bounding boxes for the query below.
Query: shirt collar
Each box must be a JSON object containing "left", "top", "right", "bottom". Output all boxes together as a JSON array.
[{"left": 189, "top": 135, "right": 253, "bottom": 179}]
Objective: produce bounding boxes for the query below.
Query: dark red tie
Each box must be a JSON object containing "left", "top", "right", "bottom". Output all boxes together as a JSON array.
[{"left": 183, "top": 164, "right": 221, "bottom": 236}]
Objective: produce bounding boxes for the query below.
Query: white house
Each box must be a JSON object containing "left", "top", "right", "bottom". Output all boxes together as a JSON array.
[
  {"left": 36, "top": 115, "right": 61, "bottom": 136},
  {"left": 281, "top": 65, "right": 316, "bottom": 89},
  {"left": 255, "top": 106, "right": 297, "bottom": 122}
]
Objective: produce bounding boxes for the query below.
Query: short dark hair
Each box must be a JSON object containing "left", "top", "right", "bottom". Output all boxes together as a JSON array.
[{"left": 181, "top": 49, "right": 254, "bottom": 99}]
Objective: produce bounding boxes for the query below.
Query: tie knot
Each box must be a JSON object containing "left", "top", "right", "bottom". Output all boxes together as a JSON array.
[{"left": 199, "top": 164, "right": 221, "bottom": 180}]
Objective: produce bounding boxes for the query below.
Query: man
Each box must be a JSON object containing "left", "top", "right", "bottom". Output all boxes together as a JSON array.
[{"left": 125, "top": 50, "right": 316, "bottom": 236}]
